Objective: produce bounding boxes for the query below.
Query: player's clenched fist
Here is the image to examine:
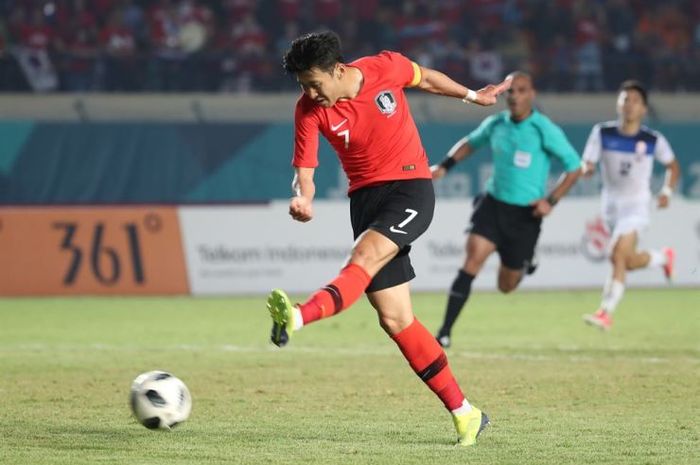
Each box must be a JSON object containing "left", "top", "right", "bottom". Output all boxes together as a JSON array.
[
  {"left": 289, "top": 196, "right": 313, "bottom": 222},
  {"left": 430, "top": 164, "right": 447, "bottom": 180}
]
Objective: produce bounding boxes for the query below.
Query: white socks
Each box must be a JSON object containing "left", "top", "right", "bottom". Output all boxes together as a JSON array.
[
  {"left": 598, "top": 249, "right": 667, "bottom": 315},
  {"left": 601, "top": 279, "right": 625, "bottom": 313},
  {"left": 451, "top": 399, "right": 473, "bottom": 416},
  {"left": 647, "top": 249, "right": 667, "bottom": 268},
  {"left": 293, "top": 307, "right": 304, "bottom": 330}
]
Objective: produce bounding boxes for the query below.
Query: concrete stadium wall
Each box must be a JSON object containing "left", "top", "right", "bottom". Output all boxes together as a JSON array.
[{"left": 1, "top": 93, "right": 699, "bottom": 123}]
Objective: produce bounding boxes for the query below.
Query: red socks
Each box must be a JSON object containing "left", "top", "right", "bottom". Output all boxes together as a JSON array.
[
  {"left": 391, "top": 319, "right": 465, "bottom": 411},
  {"left": 298, "top": 265, "right": 464, "bottom": 411},
  {"left": 299, "top": 263, "right": 371, "bottom": 324}
]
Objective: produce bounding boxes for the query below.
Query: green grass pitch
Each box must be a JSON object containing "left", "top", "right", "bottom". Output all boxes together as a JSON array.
[{"left": 1, "top": 289, "right": 698, "bottom": 465}]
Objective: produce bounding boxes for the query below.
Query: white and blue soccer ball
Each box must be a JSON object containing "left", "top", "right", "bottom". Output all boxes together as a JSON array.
[{"left": 129, "top": 371, "right": 192, "bottom": 430}]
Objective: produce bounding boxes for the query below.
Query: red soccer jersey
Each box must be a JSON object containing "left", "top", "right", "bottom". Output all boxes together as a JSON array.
[{"left": 293, "top": 51, "right": 431, "bottom": 194}]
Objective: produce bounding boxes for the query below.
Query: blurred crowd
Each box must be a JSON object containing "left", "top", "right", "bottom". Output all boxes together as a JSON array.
[{"left": 0, "top": 0, "right": 699, "bottom": 93}]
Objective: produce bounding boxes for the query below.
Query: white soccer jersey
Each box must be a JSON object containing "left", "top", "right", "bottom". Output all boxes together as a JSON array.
[
  {"left": 582, "top": 121, "right": 675, "bottom": 201},
  {"left": 583, "top": 121, "right": 675, "bottom": 238}
]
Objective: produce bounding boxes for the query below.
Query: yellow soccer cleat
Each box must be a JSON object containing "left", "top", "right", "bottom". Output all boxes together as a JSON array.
[
  {"left": 453, "top": 406, "right": 490, "bottom": 446},
  {"left": 267, "top": 289, "right": 296, "bottom": 347}
]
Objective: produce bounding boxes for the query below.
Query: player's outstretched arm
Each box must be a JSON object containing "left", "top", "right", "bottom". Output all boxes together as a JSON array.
[
  {"left": 290, "top": 167, "right": 315, "bottom": 222},
  {"left": 415, "top": 67, "right": 512, "bottom": 106}
]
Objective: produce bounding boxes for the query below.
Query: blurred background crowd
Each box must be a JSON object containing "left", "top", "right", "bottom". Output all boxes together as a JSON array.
[{"left": 1, "top": 0, "right": 699, "bottom": 93}]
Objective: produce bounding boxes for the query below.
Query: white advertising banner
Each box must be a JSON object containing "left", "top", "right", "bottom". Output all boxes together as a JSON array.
[
  {"left": 178, "top": 199, "right": 700, "bottom": 295},
  {"left": 178, "top": 203, "right": 352, "bottom": 295},
  {"left": 416, "top": 197, "right": 700, "bottom": 291}
]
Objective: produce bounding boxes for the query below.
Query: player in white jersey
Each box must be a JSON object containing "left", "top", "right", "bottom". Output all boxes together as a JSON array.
[{"left": 581, "top": 80, "right": 681, "bottom": 331}]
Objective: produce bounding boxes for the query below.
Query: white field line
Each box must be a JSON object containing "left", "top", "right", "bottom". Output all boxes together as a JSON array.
[{"left": 1, "top": 343, "right": 698, "bottom": 364}]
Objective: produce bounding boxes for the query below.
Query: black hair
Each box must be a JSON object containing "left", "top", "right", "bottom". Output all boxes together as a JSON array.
[
  {"left": 619, "top": 79, "right": 648, "bottom": 105},
  {"left": 282, "top": 31, "right": 344, "bottom": 74},
  {"left": 505, "top": 70, "right": 535, "bottom": 89}
]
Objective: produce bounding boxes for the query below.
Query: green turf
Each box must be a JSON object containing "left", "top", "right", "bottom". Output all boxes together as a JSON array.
[{"left": 1, "top": 289, "right": 698, "bottom": 465}]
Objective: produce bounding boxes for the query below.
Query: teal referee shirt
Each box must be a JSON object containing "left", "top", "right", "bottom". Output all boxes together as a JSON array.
[{"left": 467, "top": 109, "right": 581, "bottom": 206}]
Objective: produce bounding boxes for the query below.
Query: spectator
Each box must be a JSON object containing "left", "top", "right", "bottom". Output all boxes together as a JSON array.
[
  {"left": 467, "top": 38, "right": 504, "bottom": 88},
  {"left": 59, "top": 17, "right": 99, "bottom": 91},
  {"left": 606, "top": 0, "right": 637, "bottom": 54},
  {"left": 221, "top": 12, "right": 268, "bottom": 91},
  {"left": 546, "top": 34, "right": 574, "bottom": 92},
  {"left": 277, "top": 0, "right": 302, "bottom": 23},
  {"left": 0, "top": 15, "right": 27, "bottom": 90},
  {"left": 120, "top": 0, "right": 147, "bottom": 42},
  {"left": 313, "top": 0, "right": 342, "bottom": 29},
  {"left": 14, "top": 6, "right": 59, "bottom": 91},
  {"left": 100, "top": 7, "right": 140, "bottom": 91},
  {"left": 0, "top": 0, "right": 698, "bottom": 93},
  {"left": 572, "top": 4, "right": 604, "bottom": 91}
]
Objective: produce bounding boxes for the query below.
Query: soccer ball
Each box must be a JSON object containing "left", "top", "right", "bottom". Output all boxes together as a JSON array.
[{"left": 129, "top": 371, "right": 192, "bottom": 430}]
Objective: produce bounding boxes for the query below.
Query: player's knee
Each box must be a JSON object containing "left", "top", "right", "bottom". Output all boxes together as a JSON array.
[
  {"left": 378, "top": 313, "right": 412, "bottom": 336},
  {"left": 350, "top": 245, "right": 380, "bottom": 268},
  {"left": 610, "top": 251, "right": 627, "bottom": 267},
  {"left": 497, "top": 280, "right": 517, "bottom": 294},
  {"left": 464, "top": 258, "right": 485, "bottom": 275}
]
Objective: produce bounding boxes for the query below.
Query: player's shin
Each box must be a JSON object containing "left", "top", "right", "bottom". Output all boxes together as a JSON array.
[
  {"left": 391, "top": 318, "right": 467, "bottom": 411},
  {"left": 438, "top": 270, "right": 474, "bottom": 338},
  {"left": 298, "top": 263, "right": 371, "bottom": 326},
  {"left": 601, "top": 279, "right": 625, "bottom": 313}
]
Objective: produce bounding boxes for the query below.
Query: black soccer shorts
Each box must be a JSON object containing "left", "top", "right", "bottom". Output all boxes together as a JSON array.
[
  {"left": 468, "top": 193, "right": 542, "bottom": 271},
  {"left": 349, "top": 178, "right": 435, "bottom": 292}
]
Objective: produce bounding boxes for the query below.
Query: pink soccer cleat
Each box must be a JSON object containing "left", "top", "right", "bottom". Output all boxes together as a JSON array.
[
  {"left": 583, "top": 309, "right": 612, "bottom": 331},
  {"left": 662, "top": 247, "right": 675, "bottom": 282}
]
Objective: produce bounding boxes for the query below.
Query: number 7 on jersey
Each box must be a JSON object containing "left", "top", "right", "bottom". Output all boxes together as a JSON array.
[{"left": 337, "top": 129, "right": 349, "bottom": 149}]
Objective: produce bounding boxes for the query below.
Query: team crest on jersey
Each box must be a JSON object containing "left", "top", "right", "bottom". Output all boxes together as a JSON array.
[
  {"left": 635, "top": 140, "right": 647, "bottom": 155},
  {"left": 375, "top": 90, "right": 397, "bottom": 116},
  {"left": 634, "top": 140, "right": 647, "bottom": 161}
]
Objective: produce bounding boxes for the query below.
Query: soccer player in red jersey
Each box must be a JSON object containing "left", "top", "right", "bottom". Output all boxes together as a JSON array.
[{"left": 267, "top": 31, "right": 511, "bottom": 446}]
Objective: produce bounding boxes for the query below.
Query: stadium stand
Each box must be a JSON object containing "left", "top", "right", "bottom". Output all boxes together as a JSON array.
[{"left": 0, "top": 0, "right": 699, "bottom": 93}]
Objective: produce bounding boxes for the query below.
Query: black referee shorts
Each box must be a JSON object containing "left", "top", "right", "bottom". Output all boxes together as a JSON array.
[
  {"left": 349, "top": 178, "right": 435, "bottom": 292},
  {"left": 469, "top": 193, "right": 542, "bottom": 271}
]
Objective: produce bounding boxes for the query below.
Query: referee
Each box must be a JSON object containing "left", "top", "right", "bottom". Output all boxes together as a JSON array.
[{"left": 433, "top": 71, "right": 582, "bottom": 348}]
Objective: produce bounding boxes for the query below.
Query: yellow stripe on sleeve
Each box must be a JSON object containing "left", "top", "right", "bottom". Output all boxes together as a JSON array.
[{"left": 408, "top": 62, "right": 422, "bottom": 87}]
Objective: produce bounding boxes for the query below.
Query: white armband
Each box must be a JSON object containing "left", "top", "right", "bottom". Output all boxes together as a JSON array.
[
  {"left": 660, "top": 185, "right": 673, "bottom": 197},
  {"left": 462, "top": 89, "right": 477, "bottom": 104}
]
